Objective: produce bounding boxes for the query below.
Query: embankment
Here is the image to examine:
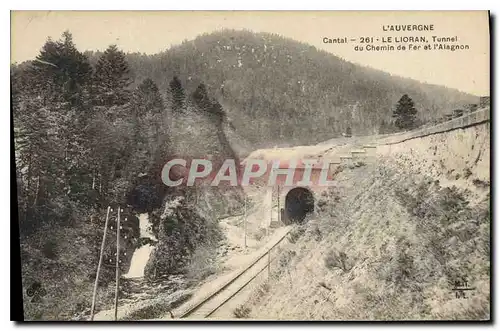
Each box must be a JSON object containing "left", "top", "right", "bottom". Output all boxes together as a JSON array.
[
  {"left": 241, "top": 108, "right": 490, "bottom": 320},
  {"left": 376, "top": 108, "right": 490, "bottom": 201}
]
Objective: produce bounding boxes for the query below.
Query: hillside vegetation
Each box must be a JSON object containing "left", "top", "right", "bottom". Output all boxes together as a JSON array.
[
  {"left": 13, "top": 32, "right": 241, "bottom": 320},
  {"left": 241, "top": 124, "right": 490, "bottom": 320},
  {"left": 241, "top": 160, "right": 489, "bottom": 320}
]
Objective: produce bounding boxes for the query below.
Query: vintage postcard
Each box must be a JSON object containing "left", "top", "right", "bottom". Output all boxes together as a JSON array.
[{"left": 11, "top": 10, "right": 490, "bottom": 321}]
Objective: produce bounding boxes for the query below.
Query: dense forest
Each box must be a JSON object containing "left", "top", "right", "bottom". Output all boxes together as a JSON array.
[
  {"left": 13, "top": 28, "right": 477, "bottom": 320},
  {"left": 81, "top": 29, "right": 478, "bottom": 146}
]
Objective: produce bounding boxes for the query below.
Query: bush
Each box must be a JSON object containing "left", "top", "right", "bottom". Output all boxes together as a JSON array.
[
  {"left": 21, "top": 221, "right": 119, "bottom": 320},
  {"left": 253, "top": 228, "right": 267, "bottom": 241},
  {"left": 288, "top": 226, "right": 306, "bottom": 244},
  {"left": 324, "top": 249, "right": 352, "bottom": 272},
  {"left": 278, "top": 250, "right": 297, "bottom": 269},
  {"left": 145, "top": 194, "right": 222, "bottom": 280},
  {"left": 185, "top": 244, "right": 218, "bottom": 283},
  {"left": 233, "top": 305, "right": 251, "bottom": 318}
]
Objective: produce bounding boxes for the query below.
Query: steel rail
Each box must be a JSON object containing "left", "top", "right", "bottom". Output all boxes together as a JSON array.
[{"left": 177, "top": 226, "right": 293, "bottom": 318}]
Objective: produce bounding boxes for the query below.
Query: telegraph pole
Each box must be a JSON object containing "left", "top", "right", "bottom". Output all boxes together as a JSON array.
[
  {"left": 277, "top": 185, "right": 280, "bottom": 223},
  {"left": 267, "top": 248, "right": 271, "bottom": 279},
  {"left": 268, "top": 186, "right": 272, "bottom": 237},
  {"left": 244, "top": 196, "right": 247, "bottom": 249},
  {"left": 114, "top": 207, "right": 122, "bottom": 321},
  {"left": 90, "top": 206, "right": 111, "bottom": 321}
]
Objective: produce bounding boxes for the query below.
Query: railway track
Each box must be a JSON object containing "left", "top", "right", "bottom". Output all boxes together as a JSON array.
[{"left": 173, "top": 225, "right": 294, "bottom": 319}]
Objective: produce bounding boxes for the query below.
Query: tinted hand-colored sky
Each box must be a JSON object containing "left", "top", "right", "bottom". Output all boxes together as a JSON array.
[{"left": 11, "top": 10, "right": 489, "bottom": 96}]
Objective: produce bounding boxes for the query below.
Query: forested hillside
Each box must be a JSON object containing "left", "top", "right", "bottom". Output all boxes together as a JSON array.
[
  {"left": 12, "top": 32, "right": 241, "bottom": 320},
  {"left": 83, "top": 29, "right": 477, "bottom": 146}
]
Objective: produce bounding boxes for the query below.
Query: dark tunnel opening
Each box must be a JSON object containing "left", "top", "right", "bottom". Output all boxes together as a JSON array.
[
  {"left": 127, "top": 183, "right": 161, "bottom": 213},
  {"left": 284, "top": 187, "right": 315, "bottom": 223},
  {"left": 126, "top": 173, "right": 169, "bottom": 213}
]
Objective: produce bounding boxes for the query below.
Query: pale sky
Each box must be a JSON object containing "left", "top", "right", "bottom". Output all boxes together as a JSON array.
[{"left": 11, "top": 11, "right": 490, "bottom": 96}]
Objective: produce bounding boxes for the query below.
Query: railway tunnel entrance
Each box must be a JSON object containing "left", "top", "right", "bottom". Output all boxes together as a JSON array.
[{"left": 283, "top": 187, "right": 315, "bottom": 224}]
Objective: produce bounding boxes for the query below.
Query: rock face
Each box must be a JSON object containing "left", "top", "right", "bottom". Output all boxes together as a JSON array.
[
  {"left": 129, "top": 92, "right": 245, "bottom": 282},
  {"left": 246, "top": 118, "right": 490, "bottom": 320},
  {"left": 144, "top": 195, "right": 222, "bottom": 280},
  {"left": 377, "top": 121, "right": 490, "bottom": 201}
]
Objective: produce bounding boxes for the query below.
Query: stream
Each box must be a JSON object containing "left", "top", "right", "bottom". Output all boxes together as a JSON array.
[{"left": 123, "top": 213, "right": 157, "bottom": 279}]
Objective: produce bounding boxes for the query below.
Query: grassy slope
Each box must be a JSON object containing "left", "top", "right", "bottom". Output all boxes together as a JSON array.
[{"left": 243, "top": 158, "right": 489, "bottom": 320}]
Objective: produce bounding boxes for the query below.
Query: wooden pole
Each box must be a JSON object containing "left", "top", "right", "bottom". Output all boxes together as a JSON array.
[
  {"left": 268, "top": 248, "right": 271, "bottom": 279},
  {"left": 268, "top": 187, "right": 272, "bottom": 237},
  {"left": 90, "top": 206, "right": 111, "bottom": 321},
  {"left": 244, "top": 197, "right": 247, "bottom": 249},
  {"left": 277, "top": 185, "right": 280, "bottom": 223},
  {"left": 114, "top": 207, "right": 121, "bottom": 321}
]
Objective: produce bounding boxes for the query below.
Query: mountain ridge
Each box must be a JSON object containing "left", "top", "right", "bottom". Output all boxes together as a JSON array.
[
  {"left": 118, "top": 29, "right": 477, "bottom": 146},
  {"left": 15, "top": 29, "right": 479, "bottom": 147}
]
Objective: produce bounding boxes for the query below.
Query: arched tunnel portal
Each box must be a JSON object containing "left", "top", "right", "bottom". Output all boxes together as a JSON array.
[{"left": 283, "top": 187, "right": 315, "bottom": 224}]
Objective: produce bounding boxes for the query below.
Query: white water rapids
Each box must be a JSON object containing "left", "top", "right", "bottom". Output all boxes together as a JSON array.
[{"left": 122, "top": 213, "right": 157, "bottom": 279}]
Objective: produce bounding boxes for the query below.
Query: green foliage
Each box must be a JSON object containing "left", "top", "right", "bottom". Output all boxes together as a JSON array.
[
  {"left": 13, "top": 29, "right": 249, "bottom": 321},
  {"left": 30, "top": 31, "right": 92, "bottom": 107},
  {"left": 192, "top": 83, "right": 212, "bottom": 111},
  {"left": 128, "top": 78, "right": 167, "bottom": 178},
  {"left": 133, "top": 78, "right": 164, "bottom": 115},
  {"left": 393, "top": 94, "right": 418, "bottom": 130},
  {"left": 21, "top": 222, "right": 117, "bottom": 320},
  {"left": 14, "top": 33, "right": 179, "bottom": 320},
  {"left": 233, "top": 305, "right": 251, "bottom": 318},
  {"left": 395, "top": 182, "right": 490, "bottom": 290},
  {"left": 93, "top": 45, "right": 131, "bottom": 107},
  {"left": 302, "top": 165, "right": 491, "bottom": 320},
  {"left": 144, "top": 196, "right": 223, "bottom": 279},
  {"left": 324, "top": 249, "right": 352, "bottom": 272}
]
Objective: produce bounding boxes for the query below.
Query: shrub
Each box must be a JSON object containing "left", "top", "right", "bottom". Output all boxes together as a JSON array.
[
  {"left": 288, "top": 226, "right": 306, "bottom": 244},
  {"left": 145, "top": 195, "right": 222, "bottom": 280},
  {"left": 324, "top": 249, "right": 352, "bottom": 272},
  {"left": 233, "top": 305, "right": 251, "bottom": 318},
  {"left": 253, "top": 228, "right": 267, "bottom": 241}
]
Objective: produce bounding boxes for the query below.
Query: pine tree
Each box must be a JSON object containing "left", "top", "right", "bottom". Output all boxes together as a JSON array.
[
  {"left": 31, "top": 31, "right": 92, "bottom": 107},
  {"left": 168, "top": 76, "right": 185, "bottom": 112},
  {"left": 93, "top": 44, "right": 131, "bottom": 107},
  {"left": 345, "top": 126, "right": 352, "bottom": 137},
  {"left": 14, "top": 97, "right": 67, "bottom": 230},
  {"left": 192, "top": 83, "right": 212, "bottom": 111},
  {"left": 87, "top": 46, "right": 132, "bottom": 200},
  {"left": 14, "top": 31, "right": 97, "bottom": 231},
  {"left": 209, "top": 99, "right": 226, "bottom": 122},
  {"left": 130, "top": 78, "right": 166, "bottom": 169},
  {"left": 393, "top": 94, "right": 418, "bottom": 130},
  {"left": 131, "top": 78, "right": 164, "bottom": 126},
  {"left": 33, "top": 32, "right": 94, "bottom": 200}
]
